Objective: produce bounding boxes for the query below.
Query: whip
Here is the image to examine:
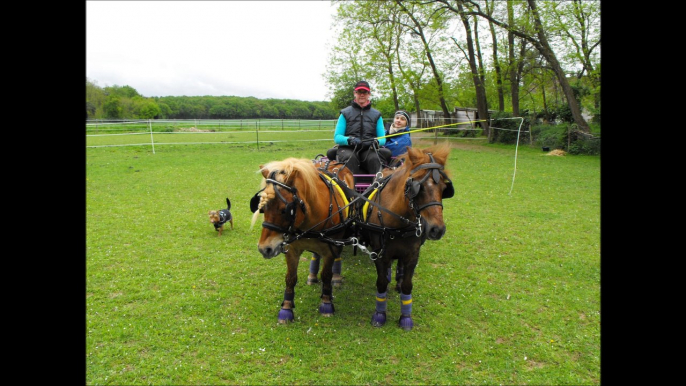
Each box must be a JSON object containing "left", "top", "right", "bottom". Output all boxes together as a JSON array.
[{"left": 377, "top": 120, "right": 487, "bottom": 139}]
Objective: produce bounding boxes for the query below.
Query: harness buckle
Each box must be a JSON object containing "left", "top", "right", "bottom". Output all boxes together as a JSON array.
[{"left": 351, "top": 237, "right": 378, "bottom": 261}]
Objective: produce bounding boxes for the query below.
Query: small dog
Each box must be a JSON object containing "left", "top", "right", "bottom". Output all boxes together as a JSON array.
[{"left": 208, "top": 198, "right": 233, "bottom": 236}]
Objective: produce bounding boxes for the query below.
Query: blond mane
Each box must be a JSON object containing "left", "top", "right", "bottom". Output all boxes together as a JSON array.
[{"left": 251, "top": 158, "right": 320, "bottom": 228}]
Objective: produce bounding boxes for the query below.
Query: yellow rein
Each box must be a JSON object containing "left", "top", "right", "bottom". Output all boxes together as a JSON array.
[{"left": 320, "top": 173, "right": 350, "bottom": 219}]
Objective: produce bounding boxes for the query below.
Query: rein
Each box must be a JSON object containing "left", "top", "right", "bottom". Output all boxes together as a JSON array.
[{"left": 258, "top": 153, "right": 451, "bottom": 260}]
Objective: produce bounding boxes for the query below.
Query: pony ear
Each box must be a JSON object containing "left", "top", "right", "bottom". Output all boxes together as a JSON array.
[
  {"left": 406, "top": 146, "right": 424, "bottom": 166},
  {"left": 260, "top": 165, "right": 270, "bottom": 178}
]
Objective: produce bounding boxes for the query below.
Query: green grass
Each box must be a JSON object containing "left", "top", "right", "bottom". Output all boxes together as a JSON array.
[{"left": 86, "top": 140, "right": 600, "bottom": 385}]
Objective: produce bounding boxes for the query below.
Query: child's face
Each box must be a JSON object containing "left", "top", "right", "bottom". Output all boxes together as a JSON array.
[{"left": 394, "top": 115, "right": 407, "bottom": 127}]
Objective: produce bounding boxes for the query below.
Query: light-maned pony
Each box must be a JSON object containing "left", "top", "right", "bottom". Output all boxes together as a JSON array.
[{"left": 252, "top": 157, "right": 354, "bottom": 323}]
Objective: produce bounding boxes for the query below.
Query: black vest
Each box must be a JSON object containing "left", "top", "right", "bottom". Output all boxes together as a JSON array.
[{"left": 340, "top": 101, "right": 381, "bottom": 143}]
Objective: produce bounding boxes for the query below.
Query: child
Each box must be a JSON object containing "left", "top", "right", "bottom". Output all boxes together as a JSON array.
[{"left": 383, "top": 110, "right": 412, "bottom": 158}]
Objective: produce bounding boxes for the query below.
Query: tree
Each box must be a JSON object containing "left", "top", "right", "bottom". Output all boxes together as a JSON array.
[
  {"left": 484, "top": 0, "right": 505, "bottom": 112},
  {"left": 103, "top": 96, "right": 123, "bottom": 119},
  {"left": 449, "top": 0, "right": 491, "bottom": 139},
  {"left": 395, "top": 0, "right": 453, "bottom": 119},
  {"left": 457, "top": 0, "right": 592, "bottom": 132}
]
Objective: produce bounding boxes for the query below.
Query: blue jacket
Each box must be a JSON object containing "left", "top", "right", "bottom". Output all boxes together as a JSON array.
[{"left": 384, "top": 126, "right": 412, "bottom": 157}]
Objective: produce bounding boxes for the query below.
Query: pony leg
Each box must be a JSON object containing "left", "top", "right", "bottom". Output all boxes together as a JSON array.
[
  {"left": 278, "top": 250, "right": 301, "bottom": 324},
  {"left": 307, "top": 253, "right": 320, "bottom": 285},
  {"left": 318, "top": 251, "right": 337, "bottom": 316},
  {"left": 371, "top": 259, "right": 390, "bottom": 327},
  {"left": 397, "top": 260, "right": 417, "bottom": 330},
  {"left": 394, "top": 264, "right": 404, "bottom": 292},
  {"left": 332, "top": 256, "right": 343, "bottom": 287}
]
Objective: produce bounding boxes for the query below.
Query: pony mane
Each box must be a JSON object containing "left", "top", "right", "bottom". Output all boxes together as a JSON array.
[
  {"left": 250, "top": 158, "right": 319, "bottom": 228},
  {"left": 399, "top": 143, "right": 452, "bottom": 180}
]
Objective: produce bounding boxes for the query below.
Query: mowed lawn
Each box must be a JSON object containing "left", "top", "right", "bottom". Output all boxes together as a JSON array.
[{"left": 86, "top": 139, "right": 600, "bottom": 385}]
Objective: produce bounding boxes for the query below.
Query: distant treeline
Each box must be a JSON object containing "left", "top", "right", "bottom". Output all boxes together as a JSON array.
[{"left": 86, "top": 79, "right": 340, "bottom": 120}]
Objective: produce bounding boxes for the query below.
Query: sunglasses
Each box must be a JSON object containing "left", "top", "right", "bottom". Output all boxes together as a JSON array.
[{"left": 355, "top": 90, "right": 369, "bottom": 94}]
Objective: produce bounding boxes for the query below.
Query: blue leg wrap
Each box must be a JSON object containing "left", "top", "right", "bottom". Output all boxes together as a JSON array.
[
  {"left": 399, "top": 293, "right": 413, "bottom": 330},
  {"left": 400, "top": 293, "right": 412, "bottom": 315},
  {"left": 375, "top": 292, "right": 387, "bottom": 313}
]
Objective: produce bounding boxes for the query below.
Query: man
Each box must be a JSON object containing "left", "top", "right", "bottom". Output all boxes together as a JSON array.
[{"left": 331, "top": 81, "right": 388, "bottom": 174}]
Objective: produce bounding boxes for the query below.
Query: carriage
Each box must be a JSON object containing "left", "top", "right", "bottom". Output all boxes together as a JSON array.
[{"left": 250, "top": 144, "right": 454, "bottom": 330}]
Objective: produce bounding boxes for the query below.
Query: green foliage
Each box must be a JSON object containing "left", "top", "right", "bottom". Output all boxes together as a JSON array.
[
  {"left": 490, "top": 111, "right": 525, "bottom": 144},
  {"left": 567, "top": 137, "right": 600, "bottom": 155},
  {"left": 531, "top": 124, "right": 566, "bottom": 149},
  {"left": 103, "top": 95, "right": 123, "bottom": 119},
  {"left": 105, "top": 84, "right": 142, "bottom": 99},
  {"left": 87, "top": 141, "right": 599, "bottom": 385},
  {"left": 528, "top": 123, "right": 600, "bottom": 155}
]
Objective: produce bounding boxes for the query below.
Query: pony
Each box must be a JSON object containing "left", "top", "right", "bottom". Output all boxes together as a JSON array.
[
  {"left": 354, "top": 144, "right": 453, "bottom": 330},
  {"left": 251, "top": 157, "right": 355, "bottom": 324}
]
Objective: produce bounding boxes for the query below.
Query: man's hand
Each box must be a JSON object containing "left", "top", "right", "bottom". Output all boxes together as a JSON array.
[{"left": 348, "top": 137, "right": 361, "bottom": 146}]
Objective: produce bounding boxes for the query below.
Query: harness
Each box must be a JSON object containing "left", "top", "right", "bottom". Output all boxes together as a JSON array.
[
  {"left": 260, "top": 169, "right": 354, "bottom": 253},
  {"left": 253, "top": 153, "right": 454, "bottom": 260}
]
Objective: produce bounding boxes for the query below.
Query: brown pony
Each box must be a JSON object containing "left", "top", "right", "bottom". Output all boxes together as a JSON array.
[
  {"left": 251, "top": 157, "right": 355, "bottom": 323},
  {"left": 355, "top": 144, "right": 453, "bottom": 330}
]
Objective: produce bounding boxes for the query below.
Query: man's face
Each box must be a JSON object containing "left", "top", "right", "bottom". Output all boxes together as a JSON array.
[{"left": 354, "top": 89, "right": 369, "bottom": 104}]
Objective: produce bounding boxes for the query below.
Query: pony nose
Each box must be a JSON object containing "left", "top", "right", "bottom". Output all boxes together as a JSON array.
[
  {"left": 427, "top": 224, "right": 446, "bottom": 240},
  {"left": 258, "top": 245, "right": 281, "bottom": 259}
]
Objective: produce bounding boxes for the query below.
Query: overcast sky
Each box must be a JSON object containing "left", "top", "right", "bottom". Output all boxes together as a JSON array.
[{"left": 86, "top": 1, "right": 338, "bottom": 102}]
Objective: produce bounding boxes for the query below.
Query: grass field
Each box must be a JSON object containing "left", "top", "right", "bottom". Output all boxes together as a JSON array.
[{"left": 86, "top": 139, "right": 600, "bottom": 385}]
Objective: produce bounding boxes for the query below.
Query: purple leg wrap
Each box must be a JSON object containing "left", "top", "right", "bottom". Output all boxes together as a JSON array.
[
  {"left": 309, "top": 254, "right": 321, "bottom": 275},
  {"left": 332, "top": 257, "right": 342, "bottom": 274},
  {"left": 279, "top": 291, "right": 295, "bottom": 322},
  {"left": 319, "top": 302, "right": 335, "bottom": 316},
  {"left": 278, "top": 308, "right": 294, "bottom": 322},
  {"left": 371, "top": 292, "right": 387, "bottom": 327},
  {"left": 399, "top": 293, "right": 413, "bottom": 330},
  {"left": 371, "top": 311, "right": 387, "bottom": 327}
]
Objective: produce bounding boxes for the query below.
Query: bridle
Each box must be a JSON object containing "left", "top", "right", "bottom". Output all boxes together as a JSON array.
[
  {"left": 251, "top": 153, "right": 454, "bottom": 259},
  {"left": 260, "top": 171, "right": 307, "bottom": 235},
  {"left": 257, "top": 169, "right": 355, "bottom": 253},
  {"left": 404, "top": 153, "right": 454, "bottom": 217}
]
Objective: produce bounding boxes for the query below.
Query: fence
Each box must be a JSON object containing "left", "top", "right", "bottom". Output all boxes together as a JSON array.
[{"left": 85, "top": 118, "right": 532, "bottom": 152}]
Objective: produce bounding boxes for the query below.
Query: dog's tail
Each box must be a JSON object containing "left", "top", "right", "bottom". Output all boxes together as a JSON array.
[{"left": 226, "top": 197, "right": 231, "bottom": 210}]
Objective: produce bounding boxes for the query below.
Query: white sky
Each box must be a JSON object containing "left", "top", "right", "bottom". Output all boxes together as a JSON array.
[{"left": 86, "top": 1, "right": 338, "bottom": 102}]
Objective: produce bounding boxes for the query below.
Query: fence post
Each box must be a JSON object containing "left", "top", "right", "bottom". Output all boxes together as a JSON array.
[{"left": 149, "top": 119, "right": 156, "bottom": 154}]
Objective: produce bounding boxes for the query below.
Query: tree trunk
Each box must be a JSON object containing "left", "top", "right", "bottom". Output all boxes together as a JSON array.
[
  {"left": 526, "top": 0, "right": 589, "bottom": 132},
  {"left": 456, "top": 2, "right": 490, "bottom": 139},
  {"left": 507, "top": 0, "right": 520, "bottom": 117},
  {"left": 396, "top": 0, "right": 452, "bottom": 120},
  {"left": 486, "top": 0, "right": 504, "bottom": 112}
]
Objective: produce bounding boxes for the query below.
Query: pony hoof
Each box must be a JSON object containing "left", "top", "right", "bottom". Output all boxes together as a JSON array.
[
  {"left": 278, "top": 308, "right": 294, "bottom": 323},
  {"left": 319, "top": 302, "right": 335, "bottom": 316},
  {"left": 371, "top": 311, "right": 387, "bottom": 327},
  {"left": 398, "top": 314, "right": 413, "bottom": 330},
  {"left": 307, "top": 276, "right": 319, "bottom": 285}
]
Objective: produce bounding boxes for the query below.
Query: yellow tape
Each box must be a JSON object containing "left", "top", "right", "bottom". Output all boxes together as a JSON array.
[
  {"left": 401, "top": 298, "right": 413, "bottom": 305},
  {"left": 376, "top": 297, "right": 387, "bottom": 302}
]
